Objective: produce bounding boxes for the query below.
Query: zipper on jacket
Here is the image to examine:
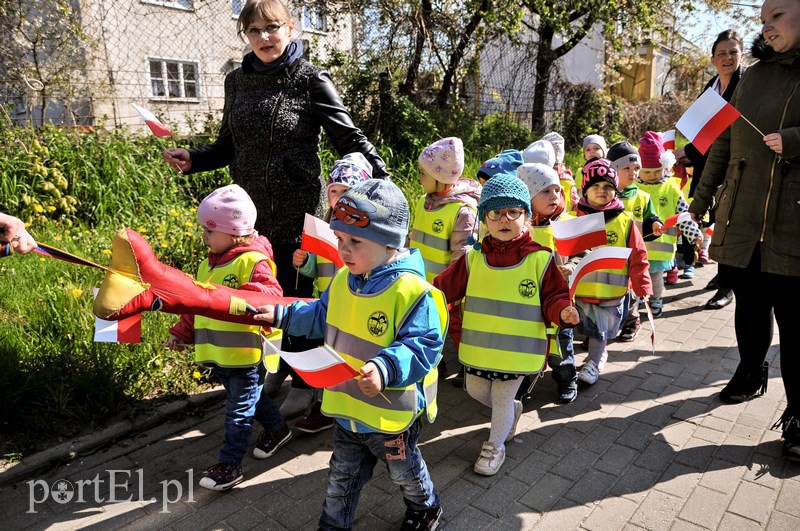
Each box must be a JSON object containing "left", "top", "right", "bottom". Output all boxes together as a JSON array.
[
  {"left": 726, "top": 159, "right": 745, "bottom": 226},
  {"left": 265, "top": 85, "right": 287, "bottom": 240},
  {"left": 760, "top": 78, "right": 800, "bottom": 242}
]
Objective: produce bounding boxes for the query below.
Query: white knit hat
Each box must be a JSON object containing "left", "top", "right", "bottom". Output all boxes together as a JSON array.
[
  {"left": 522, "top": 140, "right": 556, "bottom": 167},
  {"left": 541, "top": 132, "right": 565, "bottom": 163},
  {"left": 518, "top": 163, "right": 561, "bottom": 199},
  {"left": 419, "top": 137, "right": 465, "bottom": 184}
]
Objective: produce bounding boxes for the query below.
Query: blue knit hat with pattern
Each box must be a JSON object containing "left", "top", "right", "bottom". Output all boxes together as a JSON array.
[
  {"left": 330, "top": 179, "right": 409, "bottom": 249},
  {"left": 477, "top": 173, "right": 532, "bottom": 220},
  {"left": 477, "top": 149, "right": 524, "bottom": 180}
]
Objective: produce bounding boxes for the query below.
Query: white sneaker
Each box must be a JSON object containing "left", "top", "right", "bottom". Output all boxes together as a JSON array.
[
  {"left": 506, "top": 400, "right": 523, "bottom": 443},
  {"left": 598, "top": 351, "right": 608, "bottom": 372},
  {"left": 474, "top": 442, "right": 506, "bottom": 476},
  {"left": 577, "top": 360, "right": 600, "bottom": 385}
]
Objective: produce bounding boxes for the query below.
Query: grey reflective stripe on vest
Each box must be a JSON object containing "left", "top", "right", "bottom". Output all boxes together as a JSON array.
[
  {"left": 317, "top": 262, "right": 337, "bottom": 277},
  {"left": 327, "top": 378, "right": 417, "bottom": 412},
  {"left": 582, "top": 271, "right": 629, "bottom": 287},
  {"left": 461, "top": 329, "right": 548, "bottom": 354},
  {"left": 423, "top": 259, "right": 448, "bottom": 276},
  {"left": 411, "top": 229, "right": 450, "bottom": 251},
  {"left": 646, "top": 241, "right": 674, "bottom": 253},
  {"left": 195, "top": 328, "right": 262, "bottom": 349},
  {"left": 666, "top": 227, "right": 677, "bottom": 237},
  {"left": 326, "top": 325, "right": 383, "bottom": 361},
  {"left": 464, "top": 295, "right": 543, "bottom": 323}
]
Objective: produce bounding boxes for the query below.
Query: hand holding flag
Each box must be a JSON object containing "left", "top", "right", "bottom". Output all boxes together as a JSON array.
[
  {"left": 551, "top": 212, "right": 608, "bottom": 256},
  {"left": 661, "top": 212, "right": 693, "bottom": 231}
]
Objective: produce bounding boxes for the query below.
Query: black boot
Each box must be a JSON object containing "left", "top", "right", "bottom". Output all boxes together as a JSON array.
[
  {"left": 720, "top": 361, "right": 769, "bottom": 404},
  {"left": 771, "top": 409, "right": 800, "bottom": 462}
]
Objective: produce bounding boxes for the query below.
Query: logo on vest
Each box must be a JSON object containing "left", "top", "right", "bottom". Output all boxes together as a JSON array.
[
  {"left": 432, "top": 219, "right": 444, "bottom": 234},
  {"left": 222, "top": 274, "right": 240, "bottom": 288},
  {"left": 367, "top": 311, "right": 389, "bottom": 337},
  {"left": 607, "top": 230, "right": 619, "bottom": 245},
  {"left": 518, "top": 279, "right": 537, "bottom": 298},
  {"left": 633, "top": 205, "right": 642, "bottom": 218},
  {"left": 659, "top": 195, "right": 668, "bottom": 207}
]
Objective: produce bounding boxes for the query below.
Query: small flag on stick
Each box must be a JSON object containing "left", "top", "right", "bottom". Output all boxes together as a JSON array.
[
  {"left": 662, "top": 129, "right": 676, "bottom": 150},
  {"left": 131, "top": 103, "right": 173, "bottom": 137},
  {"left": 676, "top": 88, "right": 741, "bottom": 155},
  {"left": 661, "top": 212, "right": 693, "bottom": 231},
  {"left": 301, "top": 214, "right": 343, "bottom": 268},
  {"left": 264, "top": 339, "right": 358, "bottom": 388},
  {"left": 568, "top": 247, "right": 632, "bottom": 301},
  {"left": 551, "top": 212, "right": 608, "bottom": 256}
]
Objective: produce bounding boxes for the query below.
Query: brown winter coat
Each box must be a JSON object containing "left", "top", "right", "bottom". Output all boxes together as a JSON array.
[{"left": 689, "top": 36, "right": 800, "bottom": 276}]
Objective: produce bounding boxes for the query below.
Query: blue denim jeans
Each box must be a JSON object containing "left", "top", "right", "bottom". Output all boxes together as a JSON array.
[
  {"left": 318, "top": 419, "right": 440, "bottom": 530},
  {"left": 549, "top": 327, "right": 576, "bottom": 383},
  {"left": 212, "top": 365, "right": 286, "bottom": 465}
]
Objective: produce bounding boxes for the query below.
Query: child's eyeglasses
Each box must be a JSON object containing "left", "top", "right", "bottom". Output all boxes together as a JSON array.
[
  {"left": 244, "top": 23, "right": 286, "bottom": 39},
  {"left": 486, "top": 208, "right": 525, "bottom": 221}
]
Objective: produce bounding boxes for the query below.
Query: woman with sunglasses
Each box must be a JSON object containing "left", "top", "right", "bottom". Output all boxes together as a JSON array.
[{"left": 163, "top": 0, "right": 389, "bottom": 420}]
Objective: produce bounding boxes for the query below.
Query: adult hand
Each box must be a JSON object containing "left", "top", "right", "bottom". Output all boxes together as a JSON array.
[
  {"left": 763, "top": 133, "right": 783, "bottom": 155},
  {"left": 162, "top": 148, "right": 192, "bottom": 173},
  {"left": 673, "top": 147, "right": 691, "bottom": 165},
  {"left": 689, "top": 212, "right": 704, "bottom": 225},
  {"left": 0, "top": 213, "right": 37, "bottom": 254},
  {"left": 292, "top": 249, "right": 308, "bottom": 268},
  {"left": 358, "top": 362, "right": 382, "bottom": 398}
]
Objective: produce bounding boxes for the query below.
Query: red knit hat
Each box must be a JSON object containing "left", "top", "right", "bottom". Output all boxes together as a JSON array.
[{"left": 638, "top": 131, "right": 667, "bottom": 169}]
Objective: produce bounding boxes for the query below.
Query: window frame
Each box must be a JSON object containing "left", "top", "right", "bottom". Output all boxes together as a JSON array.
[
  {"left": 147, "top": 57, "right": 201, "bottom": 102},
  {"left": 300, "top": 4, "right": 328, "bottom": 34}
]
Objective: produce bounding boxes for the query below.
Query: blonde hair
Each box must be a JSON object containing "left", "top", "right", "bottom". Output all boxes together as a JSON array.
[
  {"left": 237, "top": 0, "right": 294, "bottom": 35},
  {"left": 232, "top": 231, "right": 259, "bottom": 246}
]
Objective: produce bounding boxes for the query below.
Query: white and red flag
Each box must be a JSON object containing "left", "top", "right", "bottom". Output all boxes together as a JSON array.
[
  {"left": 301, "top": 214, "right": 343, "bottom": 267},
  {"left": 264, "top": 339, "right": 358, "bottom": 388},
  {"left": 131, "top": 103, "right": 173, "bottom": 137},
  {"left": 568, "top": 247, "right": 632, "bottom": 300},
  {"left": 551, "top": 212, "right": 608, "bottom": 256},
  {"left": 661, "top": 212, "right": 693, "bottom": 231},
  {"left": 661, "top": 129, "right": 676, "bottom": 150},
  {"left": 93, "top": 289, "right": 142, "bottom": 343},
  {"left": 676, "top": 88, "right": 741, "bottom": 155}
]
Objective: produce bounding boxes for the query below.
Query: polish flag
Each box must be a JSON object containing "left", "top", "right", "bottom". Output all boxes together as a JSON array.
[
  {"left": 705, "top": 226, "right": 714, "bottom": 237},
  {"left": 131, "top": 103, "right": 173, "bottom": 137},
  {"left": 301, "top": 214, "right": 343, "bottom": 267},
  {"left": 551, "top": 212, "right": 608, "bottom": 256},
  {"left": 264, "top": 340, "right": 358, "bottom": 388},
  {"left": 568, "top": 247, "right": 632, "bottom": 300},
  {"left": 676, "top": 88, "right": 740, "bottom": 155},
  {"left": 94, "top": 289, "right": 142, "bottom": 342},
  {"left": 662, "top": 130, "right": 676, "bottom": 150},
  {"left": 661, "top": 212, "right": 693, "bottom": 231}
]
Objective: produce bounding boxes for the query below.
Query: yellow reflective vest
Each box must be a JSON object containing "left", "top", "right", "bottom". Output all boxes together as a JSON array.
[
  {"left": 621, "top": 188, "right": 651, "bottom": 233},
  {"left": 460, "top": 249, "right": 555, "bottom": 374},
  {"left": 315, "top": 255, "right": 338, "bottom": 294},
  {"left": 322, "top": 269, "right": 448, "bottom": 433},
  {"left": 410, "top": 199, "right": 474, "bottom": 281},
  {"left": 195, "top": 251, "right": 275, "bottom": 367},
  {"left": 574, "top": 212, "right": 633, "bottom": 301},
  {"left": 637, "top": 180, "right": 681, "bottom": 261}
]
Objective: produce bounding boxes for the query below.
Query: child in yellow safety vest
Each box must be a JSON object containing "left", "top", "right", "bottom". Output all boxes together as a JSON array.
[
  {"left": 256, "top": 179, "right": 447, "bottom": 531},
  {"left": 289, "top": 153, "right": 372, "bottom": 434},
  {"left": 165, "top": 184, "right": 290, "bottom": 492},
  {"left": 434, "top": 174, "right": 579, "bottom": 476},
  {"left": 573, "top": 159, "right": 652, "bottom": 385},
  {"left": 636, "top": 131, "right": 702, "bottom": 317}
]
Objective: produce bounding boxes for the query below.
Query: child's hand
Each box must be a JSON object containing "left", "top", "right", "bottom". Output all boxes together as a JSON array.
[
  {"left": 694, "top": 235, "right": 703, "bottom": 246},
  {"left": 164, "top": 335, "right": 186, "bottom": 351},
  {"left": 252, "top": 305, "right": 276, "bottom": 324},
  {"left": 560, "top": 306, "right": 580, "bottom": 325},
  {"left": 652, "top": 222, "right": 664, "bottom": 237},
  {"left": 557, "top": 264, "right": 574, "bottom": 283},
  {"left": 292, "top": 249, "right": 308, "bottom": 267},
  {"left": 358, "top": 362, "right": 382, "bottom": 398}
]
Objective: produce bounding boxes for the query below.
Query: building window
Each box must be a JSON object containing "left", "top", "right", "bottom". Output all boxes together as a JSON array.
[
  {"left": 141, "top": 0, "right": 193, "bottom": 11},
  {"left": 302, "top": 4, "right": 327, "bottom": 32},
  {"left": 231, "top": 0, "right": 243, "bottom": 16},
  {"left": 149, "top": 59, "right": 199, "bottom": 100}
]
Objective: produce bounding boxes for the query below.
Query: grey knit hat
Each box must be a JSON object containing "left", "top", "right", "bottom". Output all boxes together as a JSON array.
[
  {"left": 583, "top": 134, "right": 608, "bottom": 156},
  {"left": 518, "top": 163, "right": 561, "bottom": 198},
  {"left": 478, "top": 173, "right": 532, "bottom": 220},
  {"left": 330, "top": 179, "right": 409, "bottom": 248},
  {"left": 607, "top": 141, "right": 641, "bottom": 171},
  {"left": 522, "top": 140, "right": 556, "bottom": 167}
]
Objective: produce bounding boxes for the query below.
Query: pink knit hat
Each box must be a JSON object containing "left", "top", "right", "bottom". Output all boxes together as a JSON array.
[
  {"left": 197, "top": 184, "right": 257, "bottom": 236},
  {"left": 419, "top": 137, "right": 464, "bottom": 184},
  {"left": 638, "top": 131, "right": 668, "bottom": 169}
]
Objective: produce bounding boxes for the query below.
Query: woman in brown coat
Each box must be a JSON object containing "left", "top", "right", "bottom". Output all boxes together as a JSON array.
[{"left": 689, "top": 0, "right": 800, "bottom": 462}]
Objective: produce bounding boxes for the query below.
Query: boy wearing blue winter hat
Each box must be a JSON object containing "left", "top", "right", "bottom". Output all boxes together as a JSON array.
[
  {"left": 255, "top": 179, "right": 447, "bottom": 530},
  {"left": 434, "top": 173, "right": 579, "bottom": 476},
  {"left": 477, "top": 149, "right": 525, "bottom": 185}
]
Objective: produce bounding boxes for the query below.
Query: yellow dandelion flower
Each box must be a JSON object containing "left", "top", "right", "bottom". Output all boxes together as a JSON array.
[
  {"left": 137, "top": 227, "right": 148, "bottom": 234},
  {"left": 102, "top": 249, "right": 112, "bottom": 255},
  {"left": 39, "top": 257, "right": 46, "bottom": 261},
  {"left": 184, "top": 222, "right": 194, "bottom": 227},
  {"left": 189, "top": 207, "right": 196, "bottom": 213},
  {"left": 24, "top": 222, "right": 31, "bottom": 228},
  {"left": 71, "top": 288, "right": 83, "bottom": 298},
  {"left": 46, "top": 205, "right": 57, "bottom": 212},
  {"left": 33, "top": 204, "right": 44, "bottom": 213},
  {"left": 192, "top": 370, "right": 202, "bottom": 380},
  {"left": 54, "top": 235, "right": 62, "bottom": 241},
  {"left": 184, "top": 231, "right": 193, "bottom": 237},
  {"left": 160, "top": 242, "right": 169, "bottom": 248},
  {"left": 170, "top": 209, "right": 179, "bottom": 217}
]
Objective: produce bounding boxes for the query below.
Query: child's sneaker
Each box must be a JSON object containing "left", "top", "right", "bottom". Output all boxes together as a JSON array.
[
  {"left": 199, "top": 461, "right": 243, "bottom": 491},
  {"left": 253, "top": 425, "right": 292, "bottom": 459},
  {"left": 401, "top": 506, "right": 443, "bottom": 530},
  {"left": 665, "top": 267, "right": 679, "bottom": 285},
  {"left": 557, "top": 380, "right": 578, "bottom": 404},
  {"left": 597, "top": 351, "right": 608, "bottom": 372},
  {"left": 680, "top": 265, "right": 695, "bottom": 279},
  {"left": 698, "top": 248, "right": 712, "bottom": 264},
  {"left": 577, "top": 360, "right": 599, "bottom": 385},
  {"left": 474, "top": 442, "right": 505, "bottom": 476},
  {"left": 295, "top": 401, "right": 334, "bottom": 434},
  {"left": 505, "top": 400, "right": 523, "bottom": 443},
  {"left": 649, "top": 297, "right": 664, "bottom": 317},
  {"left": 618, "top": 318, "right": 641, "bottom": 342}
]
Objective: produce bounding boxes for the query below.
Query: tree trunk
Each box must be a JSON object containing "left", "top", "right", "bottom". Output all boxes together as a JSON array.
[
  {"left": 400, "top": 0, "right": 432, "bottom": 98},
  {"left": 531, "top": 24, "right": 555, "bottom": 136},
  {"left": 436, "top": 0, "right": 489, "bottom": 109}
]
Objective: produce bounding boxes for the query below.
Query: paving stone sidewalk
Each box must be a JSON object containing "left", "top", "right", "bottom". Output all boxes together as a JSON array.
[{"left": 1, "top": 262, "right": 798, "bottom": 530}]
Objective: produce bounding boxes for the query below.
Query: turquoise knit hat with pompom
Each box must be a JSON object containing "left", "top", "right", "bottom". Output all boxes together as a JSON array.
[{"left": 477, "top": 173, "right": 532, "bottom": 220}]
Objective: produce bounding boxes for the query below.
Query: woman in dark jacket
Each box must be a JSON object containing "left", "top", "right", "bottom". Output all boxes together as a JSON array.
[
  {"left": 163, "top": 0, "right": 389, "bottom": 419},
  {"left": 689, "top": 0, "right": 800, "bottom": 462},
  {"left": 676, "top": 29, "right": 744, "bottom": 310}
]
